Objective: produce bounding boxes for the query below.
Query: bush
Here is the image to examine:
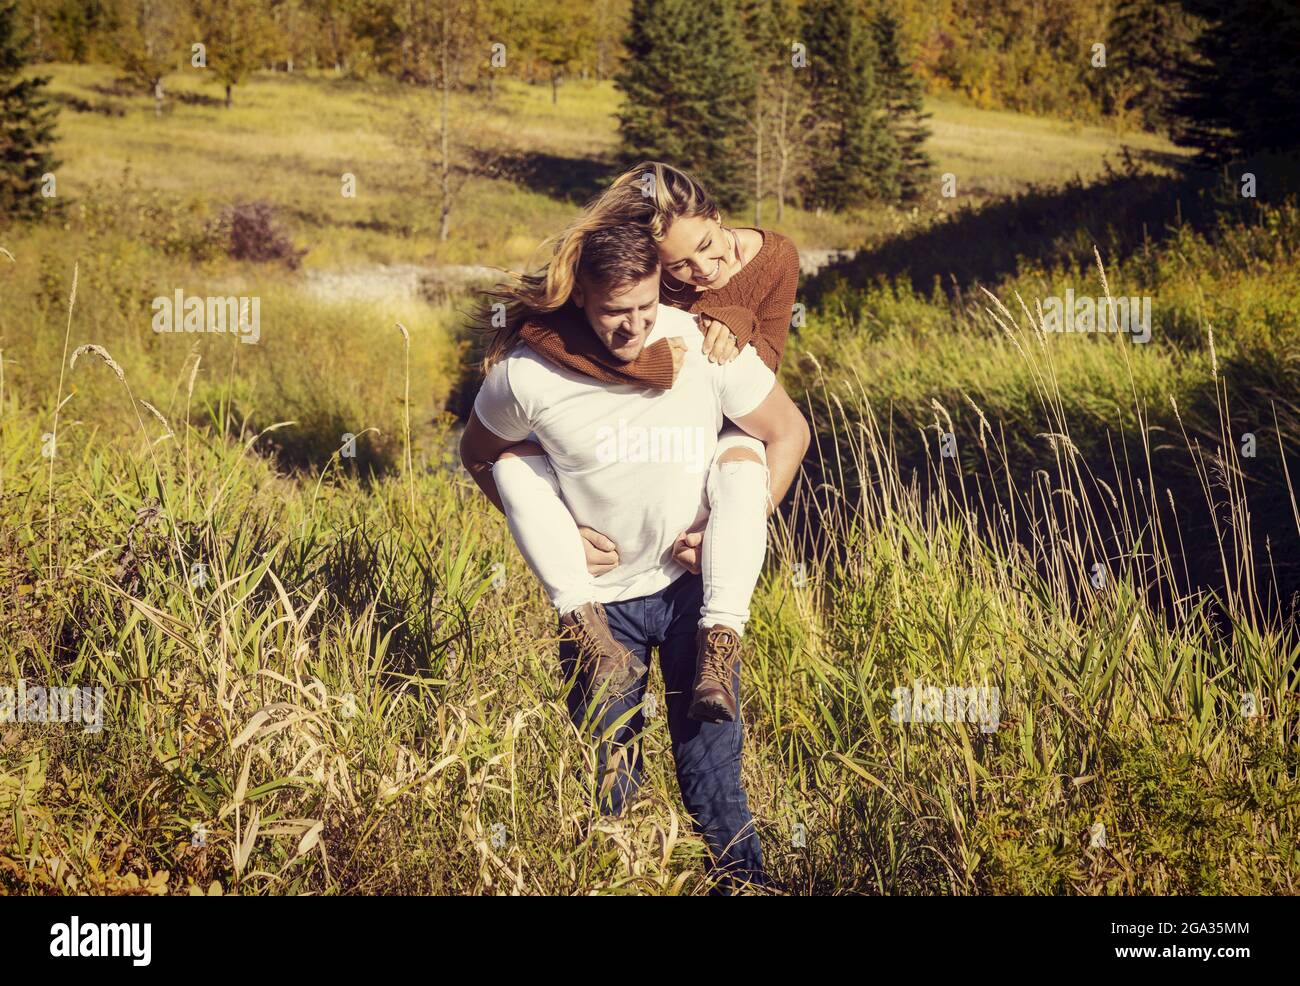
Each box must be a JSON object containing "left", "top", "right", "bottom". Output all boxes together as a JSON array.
[{"left": 216, "top": 200, "right": 306, "bottom": 269}]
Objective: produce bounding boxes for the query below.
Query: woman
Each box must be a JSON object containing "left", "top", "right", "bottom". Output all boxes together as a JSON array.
[{"left": 483, "top": 161, "right": 801, "bottom": 722}]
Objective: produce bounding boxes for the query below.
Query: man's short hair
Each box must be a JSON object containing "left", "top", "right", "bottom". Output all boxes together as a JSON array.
[{"left": 576, "top": 224, "right": 659, "bottom": 291}]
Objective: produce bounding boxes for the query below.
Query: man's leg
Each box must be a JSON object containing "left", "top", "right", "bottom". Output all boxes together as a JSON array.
[
  {"left": 559, "top": 596, "right": 650, "bottom": 817},
  {"left": 659, "top": 573, "right": 769, "bottom": 894}
]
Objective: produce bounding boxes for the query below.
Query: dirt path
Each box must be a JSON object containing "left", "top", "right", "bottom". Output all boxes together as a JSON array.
[
  {"left": 302, "top": 263, "right": 499, "bottom": 303},
  {"left": 299, "top": 249, "right": 855, "bottom": 303}
]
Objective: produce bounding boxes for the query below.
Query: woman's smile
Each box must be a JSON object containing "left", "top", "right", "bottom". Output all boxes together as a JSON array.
[{"left": 691, "top": 257, "right": 724, "bottom": 285}]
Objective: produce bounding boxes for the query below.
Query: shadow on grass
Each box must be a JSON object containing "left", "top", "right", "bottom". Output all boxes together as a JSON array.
[
  {"left": 317, "top": 521, "right": 471, "bottom": 681},
  {"left": 196, "top": 402, "right": 402, "bottom": 481},
  {"left": 51, "top": 91, "right": 125, "bottom": 116},
  {"left": 803, "top": 153, "right": 1300, "bottom": 305},
  {"left": 444, "top": 311, "right": 491, "bottom": 423},
  {"left": 499, "top": 151, "right": 618, "bottom": 206},
  {"left": 789, "top": 361, "right": 1300, "bottom": 636},
  {"left": 791, "top": 153, "right": 1300, "bottom": 625}
]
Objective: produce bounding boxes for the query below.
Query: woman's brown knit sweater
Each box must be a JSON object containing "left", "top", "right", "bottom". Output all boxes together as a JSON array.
[{"left": 517, "top": 228, "right": 801, "bottom": 390}]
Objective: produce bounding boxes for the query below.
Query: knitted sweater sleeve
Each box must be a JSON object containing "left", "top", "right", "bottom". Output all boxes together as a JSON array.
[
  {"left": 692, "top": 302, "right": 758, "bottom": 351},
  {"left": 750, "top": 235, "right": 801, "bottom": 371},
  {"left": 693, "top": 234, "right": 801, "bottom": 373}
]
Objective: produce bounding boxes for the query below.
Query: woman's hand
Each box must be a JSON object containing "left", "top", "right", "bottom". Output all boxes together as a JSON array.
[
  {"left": 579, "top": 527, "right": 620, "bottom": 576},
  {"left": 667, "top": 335, "right": 687, "bottom": 384},
  {"left": 699, "top": 315, "right": 740, "bottom": 364},
  {"left": 671, "top": 525, "right": 706, "bottom": 575}
]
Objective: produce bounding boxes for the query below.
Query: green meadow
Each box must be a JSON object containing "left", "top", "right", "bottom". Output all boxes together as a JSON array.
[{"left": 1, "top": 67, "right": 1296, "bottom": 895}]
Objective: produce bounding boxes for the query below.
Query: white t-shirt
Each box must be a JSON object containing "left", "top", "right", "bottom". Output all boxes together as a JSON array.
[{"left": 474, "top": 304, "right": 776, "bottom": 604}]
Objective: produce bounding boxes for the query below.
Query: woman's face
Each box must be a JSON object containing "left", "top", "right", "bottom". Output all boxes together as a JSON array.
[{"left": 656, "top": 214, "right": 739, "bottom": 291}]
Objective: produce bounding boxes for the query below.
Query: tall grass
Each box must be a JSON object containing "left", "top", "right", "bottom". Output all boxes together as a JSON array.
[
  {"left": 2, "top": 248, "right": 1295, "bottom": 894},
  {"left": 749, "top": 255, "right": 1298, "bottom": 893},
  {"left": 0, "top": 65, "right": 1292, "bottom": 896},
  {"left": 792, "top": 195, "right": 1300, "bottom": 617}
]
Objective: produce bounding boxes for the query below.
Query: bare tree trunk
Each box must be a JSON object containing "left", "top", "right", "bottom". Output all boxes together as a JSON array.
[
  {"left": 439, "top": 3, "right": 451, "bottom": 242},
  {"left": 775, "top": 88, "right": 789, "bottom": 222},
  {"left": 776, "top": 159, "right": 786, "bottom": 221},
  {"left": 754, "top": 88, "right": 763, "bottom": 227},
  {"left": 551, "top": 71, "right": 559, "bottom": 104},
  {"left": 225, "top": 82, "right": 232, "bottom": 108},
  {"left": 154, "top": 79, "right": 164, "bottom": 117}
]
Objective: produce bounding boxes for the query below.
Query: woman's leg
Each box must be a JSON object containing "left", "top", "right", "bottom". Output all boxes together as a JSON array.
[
  {"left": 699, "top": 427, "right": 772, "bottom": 634},
  {"left": 491, "top": 441, "right": 596, "bottom": 615}
]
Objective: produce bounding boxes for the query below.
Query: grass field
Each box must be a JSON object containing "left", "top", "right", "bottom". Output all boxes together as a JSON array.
[
  {"left": 37, "top": 65, "right": 1180, "bottom": 266},
  {"left": 1, "top": 65, "right": 1296, "bottom": 895}
]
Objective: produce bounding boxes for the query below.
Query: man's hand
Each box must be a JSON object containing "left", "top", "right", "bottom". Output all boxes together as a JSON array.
[
  {"left": 671, "top": 525, "right": 705, "bottom": 575},
  {"left": 700, "top": 315, "right": 740, "bottom": 364},
  {"left": 579, "top": 526, "right": 620, "bottom": 576},
  {"left": 667, "top": 335, "right": 687, "bottom": 384}
]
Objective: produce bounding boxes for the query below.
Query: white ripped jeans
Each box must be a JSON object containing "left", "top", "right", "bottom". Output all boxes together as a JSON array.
[{"left": 491, "top": 425, "right": 771, "bottom": 635}]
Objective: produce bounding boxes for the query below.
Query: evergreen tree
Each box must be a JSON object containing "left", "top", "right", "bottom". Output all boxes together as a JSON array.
[
  {"left": 615, "top": 0, "right": 755, "bottom": 212},
  {"left": 1172, "top": 0, "right": 1300, "bottom": 165},
  {"left": 800, "top": 0, "right": 894, "bottom": 210},
  {"left": 1107, "top": 0, "right": 1199, "bottom": 131},
  {"left": 871, "top": 6, "right": 931, "bottom": 202},
  {"left": 0, "top": 0, "right": 59, "bottom": 222}
]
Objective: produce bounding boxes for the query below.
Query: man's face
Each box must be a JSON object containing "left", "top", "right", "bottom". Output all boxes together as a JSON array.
[{"left": 572, "top": 271, "right": 660, "bottom": 363}]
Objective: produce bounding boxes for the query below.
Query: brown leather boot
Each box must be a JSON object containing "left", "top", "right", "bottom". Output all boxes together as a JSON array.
[
  {"left": 559, "top": 601, "right": 647, "bottom": 696},
  {"left": 688, "top": 625, "right": 742, "bottom": 723}
]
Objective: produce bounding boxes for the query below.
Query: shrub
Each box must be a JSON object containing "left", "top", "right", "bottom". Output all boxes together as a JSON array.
[{"left": 215, "top": 200, "right": 306, "bottom": 269}]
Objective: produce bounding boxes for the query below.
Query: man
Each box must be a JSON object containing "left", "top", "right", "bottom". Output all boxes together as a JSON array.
[{"left": 460, "top": 224, "right": 810, "bottom": 893}]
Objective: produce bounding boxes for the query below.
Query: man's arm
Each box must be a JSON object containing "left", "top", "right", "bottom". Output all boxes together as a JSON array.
[
  {"left": 730, "top": 380, "right": 811, "bottom": 512},
  {"left": 458, "top": 410, "right": 518, "bottom": 514}
]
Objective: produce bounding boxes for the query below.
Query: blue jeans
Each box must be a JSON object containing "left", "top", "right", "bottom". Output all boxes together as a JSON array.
[{"left": 559, "top": 571, "right": 769, "bottom": 894}]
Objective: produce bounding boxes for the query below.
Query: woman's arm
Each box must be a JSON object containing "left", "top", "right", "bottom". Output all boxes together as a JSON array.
[
  {"left": 691, "top": 233, "right": 802, "bottom": 372},
  {"left": 747, "top": 234, "right": 801, "bottom": 371}
]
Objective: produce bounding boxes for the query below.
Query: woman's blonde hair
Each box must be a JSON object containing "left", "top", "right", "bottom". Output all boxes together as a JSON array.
[
  {"left": 606, "top": 161, "right": 722, "bottom": 242},
  {"left": 471, "top": 161, "right": 723, "bottom": 368}
]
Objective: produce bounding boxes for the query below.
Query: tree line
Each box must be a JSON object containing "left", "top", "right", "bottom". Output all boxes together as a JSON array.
[
  {"left": 17, "top": 0, "right": 630, "bottom": 97},
  {"left": 618, "top": 0, "right": 933, "bottom": 216},
  {"left": 3, "top": 0, "right": 1299, "bottom": 223},
  {"left": 14, "top": 0, "right": 1278, "bottom": 133}
]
